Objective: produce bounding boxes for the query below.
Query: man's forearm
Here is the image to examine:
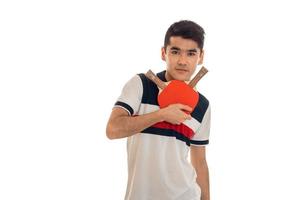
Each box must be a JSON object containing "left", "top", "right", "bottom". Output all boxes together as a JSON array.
[
  {"left": 196, "top": 162, "right": 210, "bottom": 200},
  {"left": 107, "top": 110, "right": 164, "bottom": 139}
]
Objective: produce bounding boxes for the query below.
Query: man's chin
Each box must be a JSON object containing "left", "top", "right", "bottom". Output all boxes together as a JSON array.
[
  {"left": 174, "top": 75, "right": 190, "bottom": 82},
  {"left": 166, "top": 72, "right": 191, "bottom": 81}
]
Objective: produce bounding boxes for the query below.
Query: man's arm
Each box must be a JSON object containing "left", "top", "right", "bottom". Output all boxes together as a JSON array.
[
  {"left": 106, "top": 104, "right": 192, "bottom": 139},
  {"left": 190, "top": 146, "right": 210, "bottom": 200},
  {"left": 106, "top": 107, "right": 162, "bottom": 139}
]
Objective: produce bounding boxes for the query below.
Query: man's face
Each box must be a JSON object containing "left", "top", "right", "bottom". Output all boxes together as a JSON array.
[{"left": 161, "top": 36, "right": 204, "bottom": 81}]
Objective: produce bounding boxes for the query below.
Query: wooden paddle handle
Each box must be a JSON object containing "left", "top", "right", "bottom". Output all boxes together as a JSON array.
[
  {"left": 145, "top": 70, "right": 167, "bottom": 90},
  {"left": 188, "top": 66, "right": 208, "bottom": 88}
]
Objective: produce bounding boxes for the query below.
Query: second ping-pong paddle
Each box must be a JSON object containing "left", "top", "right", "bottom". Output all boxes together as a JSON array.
[{"left": 145, "top": 67, "right": 208, "bottom": 114}]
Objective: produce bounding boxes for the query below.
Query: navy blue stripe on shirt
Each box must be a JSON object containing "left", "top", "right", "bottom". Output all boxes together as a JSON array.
[
  {"left": 191, "top": 93, "right": 209, "bottom": 123},
  {"left": 138, "top": 73, "right": 159, "bottom": 105},
  {"left": 114, "top": 101, "right": 134, "bottom": 115},
  {"left": 142, "top": 126, "right": 191, "bottom": 146},
  {"left": 190, "top": 139, "right": 209, "bottom": 145}
]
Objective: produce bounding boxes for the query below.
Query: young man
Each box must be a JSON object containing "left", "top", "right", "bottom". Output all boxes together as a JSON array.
[{"left": 106, "top": 20, "right": 211, "bottom": 200}]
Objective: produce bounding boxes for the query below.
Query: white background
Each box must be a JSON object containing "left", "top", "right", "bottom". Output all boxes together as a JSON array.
[{"left": 1, "top": 0, "right": 300, "bottom": 199}]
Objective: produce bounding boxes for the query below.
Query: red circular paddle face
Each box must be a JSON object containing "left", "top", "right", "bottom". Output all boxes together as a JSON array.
[{"left": 157, "top": 80, "right": 199, "bottom": 113}]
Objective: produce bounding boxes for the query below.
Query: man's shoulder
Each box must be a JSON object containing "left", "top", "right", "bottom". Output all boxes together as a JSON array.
[
  {"left": 136, "top": 73, "right": 147, "bottom": 81},
  {"left": 136, "top": 70, "right": 166, "bottom": 81},
  {"left": 135, "top": 72, "right": 162, "bottom": 88},
  {"left": 198, "top": 92, "right": 209, "bottom": 107},
  {"left": 191, "top": 92, "right": 210, "bottom": 122}
]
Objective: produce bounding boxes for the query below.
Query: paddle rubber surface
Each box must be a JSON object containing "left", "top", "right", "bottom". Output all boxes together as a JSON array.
[{"left": 157, "top": 80, "right": 199, "bottom": 114}]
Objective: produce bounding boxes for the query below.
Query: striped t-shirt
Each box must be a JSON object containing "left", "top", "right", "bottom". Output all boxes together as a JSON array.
[{"left": 114, "top": 70, "right": 211, "bottom": 200}]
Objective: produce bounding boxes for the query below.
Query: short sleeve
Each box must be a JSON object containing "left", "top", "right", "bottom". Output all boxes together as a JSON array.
[
  {"left": 190, "top": 104, "right": 211, "bottom": 146},
  {"left": 114, "top": 75, "right": 143, "bottom": 116}
]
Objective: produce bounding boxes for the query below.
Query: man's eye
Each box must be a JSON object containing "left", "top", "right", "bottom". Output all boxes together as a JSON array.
[
  {"left": 188, "top": 52, "right": 196, "bottom": 56},
  {"left": 171, "top": 51, "right": 179, "bottom": 55}
]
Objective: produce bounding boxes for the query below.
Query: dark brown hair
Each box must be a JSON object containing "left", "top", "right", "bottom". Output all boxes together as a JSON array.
[{"left": 164, "top": 20, "right": 205, "bottom": 51}]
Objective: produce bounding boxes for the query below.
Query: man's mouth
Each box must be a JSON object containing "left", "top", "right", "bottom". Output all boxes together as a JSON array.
[{"left": 176, "top": 68, "right": 188, "bottom": 72}]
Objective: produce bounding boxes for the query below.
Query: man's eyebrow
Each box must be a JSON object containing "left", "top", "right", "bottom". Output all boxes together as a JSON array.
[
  {"left": 187, "top": 49, "right": 198, "bottom": 52},
  {"left": 170, "top": 46, "right": 181, "bottom": 51},
  {"left": 170, "top": 46, "right": 199, "bottom": 52}
]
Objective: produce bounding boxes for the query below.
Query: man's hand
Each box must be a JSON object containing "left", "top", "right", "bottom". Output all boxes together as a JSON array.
[{"left": 159, "top": 104, "right": 192, "bottom": 125}]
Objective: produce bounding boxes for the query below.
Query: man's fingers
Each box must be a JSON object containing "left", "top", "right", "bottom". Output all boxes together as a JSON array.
[
  {"left": 187, "top": 114, "right": 192, "bottom": 120},
  {"left": 184, "top": 114, "right": 192, "bottom": 121},
  {"left": 177, "top": 104, "right": 193, "bottom": 112}
]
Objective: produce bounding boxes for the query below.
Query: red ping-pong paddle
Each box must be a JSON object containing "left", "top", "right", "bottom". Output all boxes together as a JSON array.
[{"left": 145, "top": 66, "right": 208, "bottom": 114}]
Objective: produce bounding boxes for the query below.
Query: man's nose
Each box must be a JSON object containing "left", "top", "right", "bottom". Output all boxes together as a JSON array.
[{"left": 177, "top": 54, "right": 187, "bottom": 66}]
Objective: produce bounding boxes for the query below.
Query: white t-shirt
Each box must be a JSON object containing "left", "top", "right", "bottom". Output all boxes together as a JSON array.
[{"left": 114, "top": 70, "right": 211, "bottom": 200}]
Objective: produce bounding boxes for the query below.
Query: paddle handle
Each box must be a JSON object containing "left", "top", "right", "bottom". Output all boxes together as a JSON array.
[
  {"left": 145, "top": 70, "right": 167, "bottom": 90},
  {"left": 188, "top": 66, "right": 208, "bottom": 88}
]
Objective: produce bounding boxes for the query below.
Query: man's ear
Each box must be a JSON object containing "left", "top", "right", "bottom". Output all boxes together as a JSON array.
[
  {"left": 161, "top": 47, "right": 166, "bottom": 61},
  {"left": 198, "top": 49, "right": 204, "bottom": 65}
]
